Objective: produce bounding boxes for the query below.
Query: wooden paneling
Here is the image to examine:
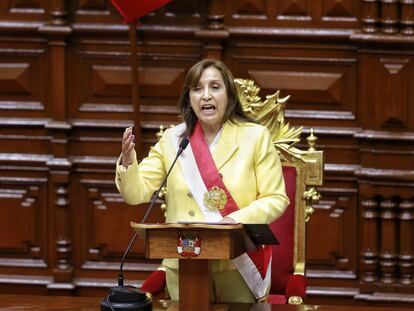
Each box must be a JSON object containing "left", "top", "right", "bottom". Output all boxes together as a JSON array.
[
  {"left": 362, "top": 55, "right": 414, "bottom": 130},
  {"left": 359, "top": 183, "right": 414, "bottom": 295},
  {"left": 0, "top": 0, "right": 412, "bottom": 307},
  {"left": 322, "top": 0, "right": 359, "bottom": 22},
  {"left": 0, "top": 173, "right": 48, "bottom": 276},
  {"left": 226, "top": 0, "right": 360, "bottom": 28},
  {"left": 0, "top": 0, "right": 49, "bottom": 21},
  {"left": 78, "top": 179, "right": 149, "bottom": 259},
  {"left": 227, "top": 46, "right": 358, "bottom": 128},
  {"left": 307, "top": 187, "right": 358, "bottom": 278},
  {"left": 0, "top": 45, "right": 47, "bottom": 117},
  {"left": 277, "top": 0, "right": 312, "bottom": 20}
]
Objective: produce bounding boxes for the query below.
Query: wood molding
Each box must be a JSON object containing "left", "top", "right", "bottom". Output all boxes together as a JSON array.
[
  {"left": 355, "top": 130, "right": 414, "bottom": 141},
  {"left": 0, "top": 0, "right": 412, "bottom": 305},
  {"left": 355, "top": 168, "right": 414, "bottom": 181}
]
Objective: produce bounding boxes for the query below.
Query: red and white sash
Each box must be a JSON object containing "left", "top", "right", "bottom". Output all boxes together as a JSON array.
[{"left": 171, "top": 121, "right": 272, "bottom": 299}]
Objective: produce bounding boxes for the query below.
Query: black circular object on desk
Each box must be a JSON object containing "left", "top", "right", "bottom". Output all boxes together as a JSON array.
[{"left": 101, "top": 285, "right": 152, "bottom": 311}]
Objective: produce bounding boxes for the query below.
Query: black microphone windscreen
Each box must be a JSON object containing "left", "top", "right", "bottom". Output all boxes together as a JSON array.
[{"left": 179, "top": 137, "right": 190, "bottom": 150}]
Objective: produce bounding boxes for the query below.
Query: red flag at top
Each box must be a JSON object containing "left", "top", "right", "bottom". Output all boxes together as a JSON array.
[{"left": 111, "top": 0, "right": 171, "bottom": 23}]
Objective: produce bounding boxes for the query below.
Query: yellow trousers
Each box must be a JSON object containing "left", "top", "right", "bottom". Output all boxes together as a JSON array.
[{"left": 165, "top": 267, "right": 256, "bottom": 303}]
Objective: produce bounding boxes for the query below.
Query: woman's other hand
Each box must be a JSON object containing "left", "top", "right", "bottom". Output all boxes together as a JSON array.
[{"left": 121, "top": 127, "right": 135, "bottom": 168}]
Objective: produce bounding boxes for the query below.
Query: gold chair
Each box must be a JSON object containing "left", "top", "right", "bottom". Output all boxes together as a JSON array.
[{"left": 235, "top": 79, "right": 323, "bottom": 304}]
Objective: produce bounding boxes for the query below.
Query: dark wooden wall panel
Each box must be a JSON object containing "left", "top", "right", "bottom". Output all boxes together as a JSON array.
[
  {"left": 0, "top": 176, "right": 48, "bottom": 271},
  {"left": 307, "top": 187, "right": 358, "bottom": 277},
  {"left": 0, "top": 1, "right": 50, "bottom": 21},
  {"left": 225, "top": 0, "right": 360, "bottom": 28},
  {"left": 0, "top": 44, "right": 47, "bottom": 118},
  {"left": 0, "top": 0, "right": 412, "bottom": 307},
  {"left": 228, "top": 53, "right": 357, "bottom": 123},
  {"left": 360, "top": 53, "right": 414, "bottom": 130}
]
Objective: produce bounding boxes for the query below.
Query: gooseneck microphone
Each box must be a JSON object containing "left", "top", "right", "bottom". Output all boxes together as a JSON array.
[
  {"left": 118, "top": 137, "right": 189, "bottom": 287},
  {"left": 101, "top": 137, "right": 190, "bottom": 311}
]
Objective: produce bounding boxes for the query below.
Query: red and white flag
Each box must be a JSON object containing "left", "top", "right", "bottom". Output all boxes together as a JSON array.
[{"left": 111, "top": 0, "right": 171, "bottom": 22}]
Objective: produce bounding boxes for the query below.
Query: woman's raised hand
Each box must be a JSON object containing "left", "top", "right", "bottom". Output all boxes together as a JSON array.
[{"left": 121, "top": 127, "right": 135, "bottom": 168}]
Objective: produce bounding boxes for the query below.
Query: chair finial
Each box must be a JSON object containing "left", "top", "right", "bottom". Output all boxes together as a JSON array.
[
  {"left": 156, "top": 125, "right": 165, "bottom": 141},
  {"left": 307, "top": 128, "right": 317, "bottom": 152}
]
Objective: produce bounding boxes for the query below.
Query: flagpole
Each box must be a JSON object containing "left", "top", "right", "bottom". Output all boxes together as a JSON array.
[{"left": 128, "top": 20, "right": 141, "bottom": 154}]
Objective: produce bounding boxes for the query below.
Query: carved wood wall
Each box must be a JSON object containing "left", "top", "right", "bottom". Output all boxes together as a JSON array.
[{"left": 0, "top": 0, "right": 413, "bottom": 306}]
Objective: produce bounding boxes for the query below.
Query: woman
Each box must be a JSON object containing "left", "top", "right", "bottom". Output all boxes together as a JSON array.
[{"left": 116, "top": 59, "right": 289, "bottom": 303}]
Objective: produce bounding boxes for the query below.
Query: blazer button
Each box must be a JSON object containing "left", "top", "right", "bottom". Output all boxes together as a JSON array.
[
  {"left": 187, "top": 192, "right": 193, "bottom": 198},
  {"left": 188, "top": 210, "right": 195, "bottom": 217}
]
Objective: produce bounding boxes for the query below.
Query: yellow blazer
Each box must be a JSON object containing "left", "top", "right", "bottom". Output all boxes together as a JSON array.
[{"left": 115, "top": 120, "right": 289, "bottom": 269}]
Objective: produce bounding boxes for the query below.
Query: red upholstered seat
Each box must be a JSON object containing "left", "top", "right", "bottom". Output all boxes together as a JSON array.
[
  {"left": 270, "top": 166, "right": 296, "bottom": 294},
  {"left": 268, "top": 165, "right": 307, "bottom": 304}
]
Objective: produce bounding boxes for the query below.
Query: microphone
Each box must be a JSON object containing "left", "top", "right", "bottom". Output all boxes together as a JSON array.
[
  {"left": 140, "top": 136, "right": 189, "bottom": 226},
  {"left": 101, "top": 137, "right": 190, "bottom": 311}
]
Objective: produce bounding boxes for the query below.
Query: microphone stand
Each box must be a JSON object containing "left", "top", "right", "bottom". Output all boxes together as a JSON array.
[{"left": 101, "top": 138, "right": 189, "bottom": 311}]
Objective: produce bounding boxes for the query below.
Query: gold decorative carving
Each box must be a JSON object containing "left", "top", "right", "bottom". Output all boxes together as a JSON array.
[
  {"left": 235, "top": 78, "right": 323, "bottom": 192},
  {"left": 288, "top": 295, "right": 303, "bottom": 305},
  {"left": 303, "top": 186, "right": 321, "bottom": 222},
  {"left": 159, "top": 186, "right": 167, "bottom": 218},
  {"left": 235, "top": 78, "right": 303, "bottom": 159},
  {"left": 156, "top": 124, "right": 166, "bottom": 142}
]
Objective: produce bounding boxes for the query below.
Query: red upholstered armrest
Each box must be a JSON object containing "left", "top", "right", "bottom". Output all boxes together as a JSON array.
[
  {"left": 140, "top": 270, "right": 166, "bottom": 295},
  {"left": 268, "top": 274, "right": 307, "bottom": 304},
  {"left": 285, "top": 274, "right": 307, "bottom": 299}
]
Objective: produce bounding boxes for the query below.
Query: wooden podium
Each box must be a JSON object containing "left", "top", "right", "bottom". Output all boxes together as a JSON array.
[{"left": 131, "top": 222, "right": 250, "bottom": 311}]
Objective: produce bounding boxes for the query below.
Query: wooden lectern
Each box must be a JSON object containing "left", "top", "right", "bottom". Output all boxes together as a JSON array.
[{"left": 131, "top": 222, "right": 252, "bottom": 311}]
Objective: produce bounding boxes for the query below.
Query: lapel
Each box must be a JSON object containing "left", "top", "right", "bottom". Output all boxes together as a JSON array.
[{"left": 212, "top": 121, "right": 239, "bottom": 170}]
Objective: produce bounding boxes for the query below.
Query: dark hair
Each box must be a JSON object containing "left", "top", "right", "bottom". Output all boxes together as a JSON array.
[{"left": 178, "top": 59, "right": 253, "bottom": 138}]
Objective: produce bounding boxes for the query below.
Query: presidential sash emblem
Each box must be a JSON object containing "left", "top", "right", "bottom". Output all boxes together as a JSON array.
[
  {"left": 177, "top": 234, "right": 201, "bottom": 257},
  {"left": 203, "top": 185, "right": 227, "bottom": 211}
]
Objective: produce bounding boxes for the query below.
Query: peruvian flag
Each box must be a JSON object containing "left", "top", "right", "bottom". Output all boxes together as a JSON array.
[{"left": 111, "top": 0, "right": 171, "bottom": 22}]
